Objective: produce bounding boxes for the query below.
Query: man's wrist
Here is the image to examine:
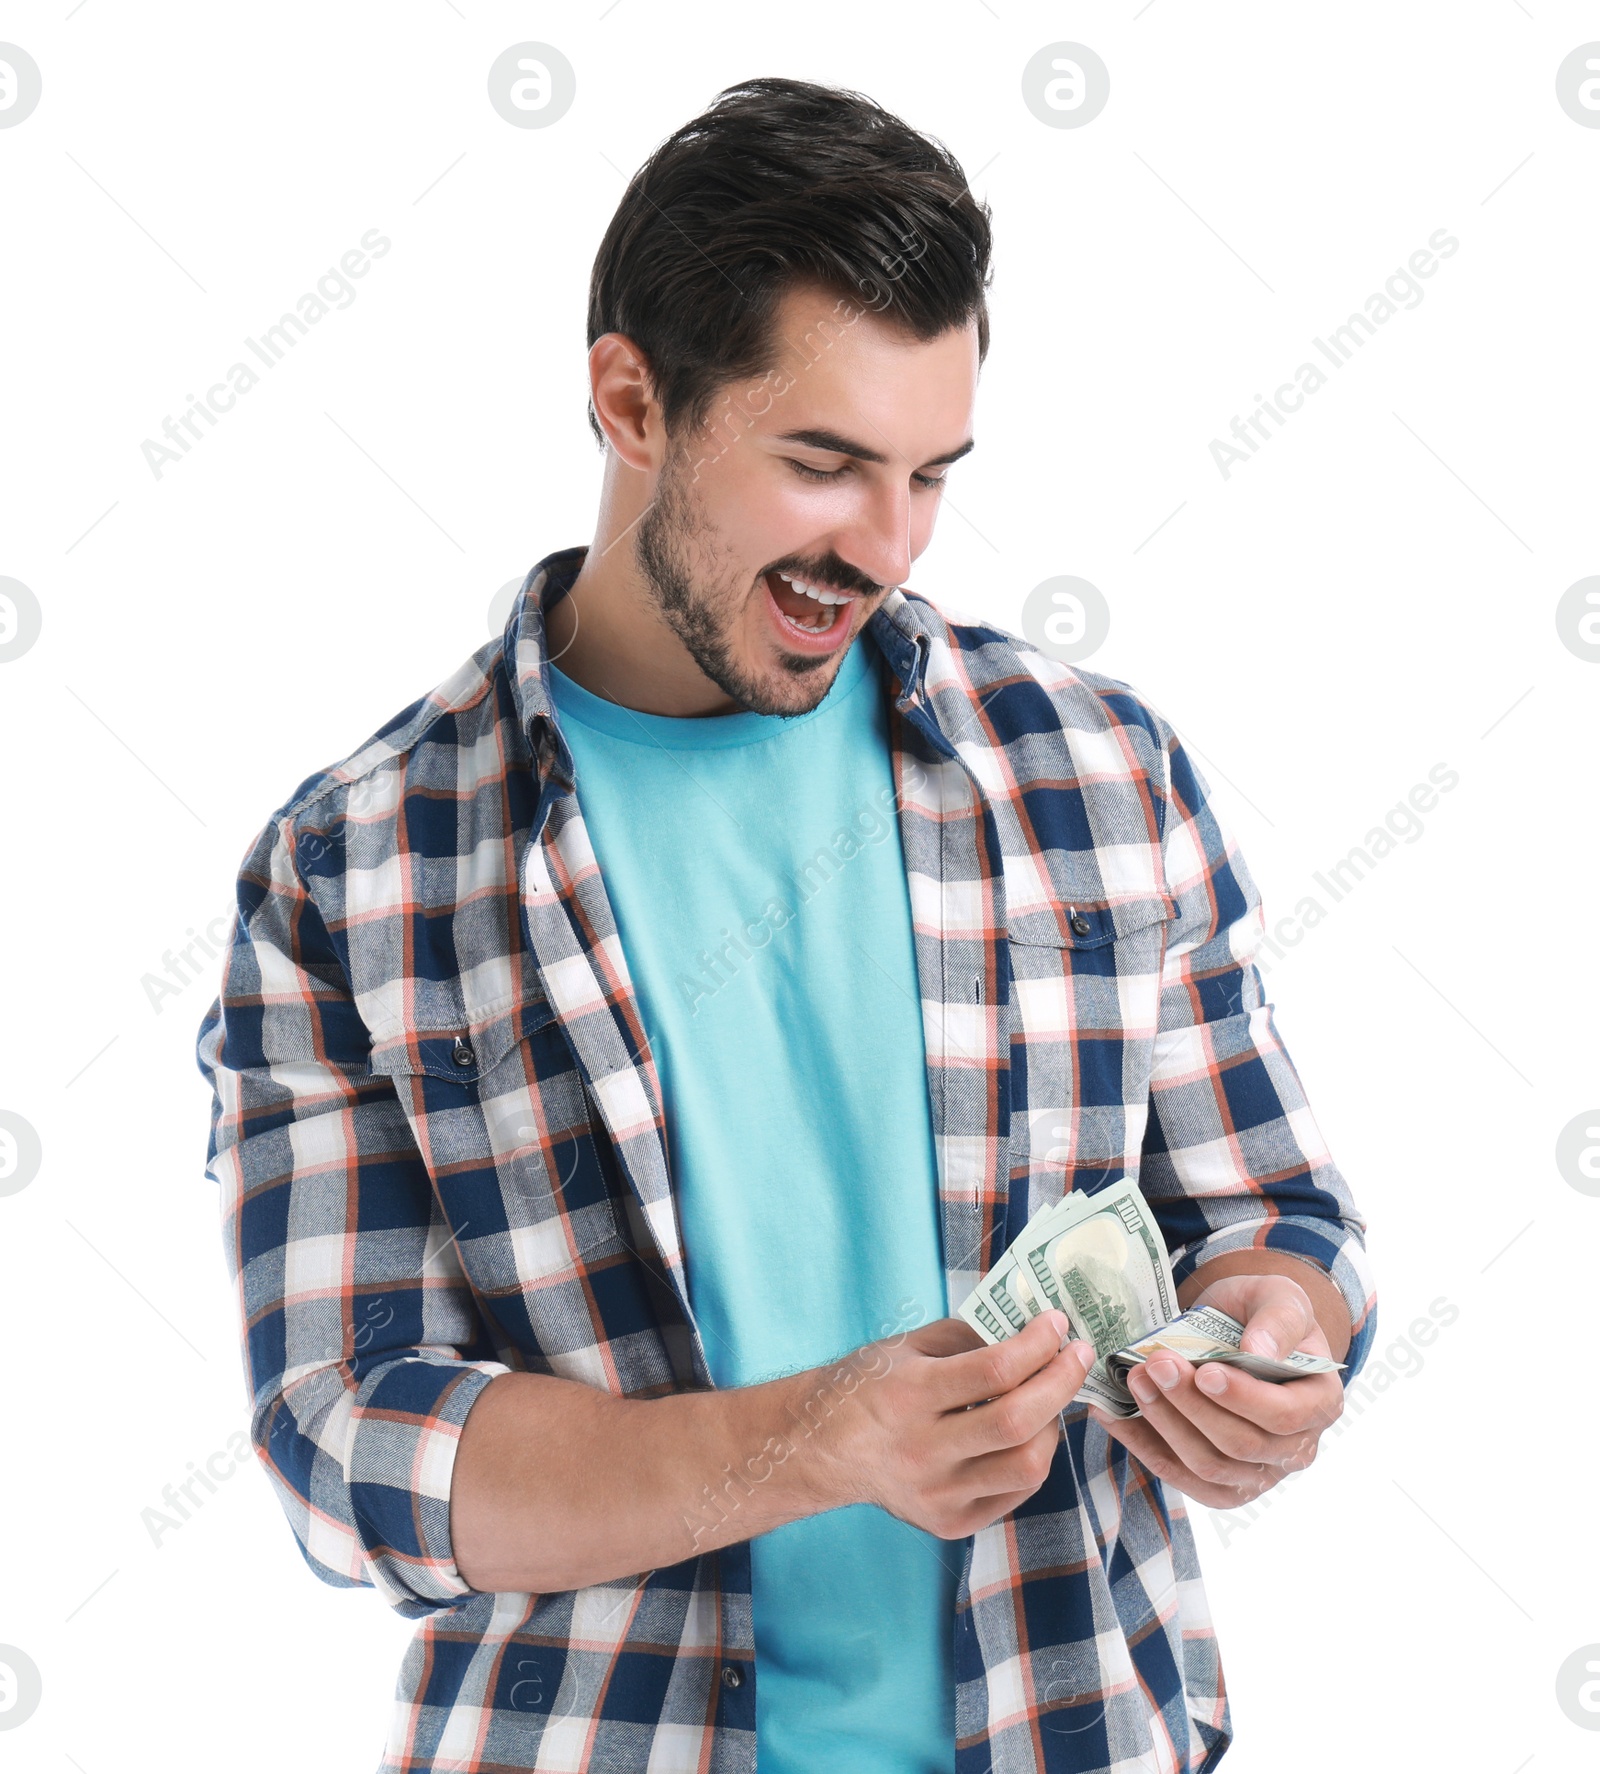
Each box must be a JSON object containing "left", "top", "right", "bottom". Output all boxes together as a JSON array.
[
  {"left": 1176, "top": 1247, "right": 1353, "bottom": 1361},
  {"left": 719, "top": 1360, "right": 871, "bottom": 1520},
  {"left": 781, "top": 1360, "right": 871, "bottom": 1513}
]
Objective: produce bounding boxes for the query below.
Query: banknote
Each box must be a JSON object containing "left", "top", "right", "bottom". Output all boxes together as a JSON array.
[
  {"left": 957, "top": 1178, "right": 1179, "bottom": 1417},
  {"left": 1017, "top": 1180, "right": 1177, "bottom": 1359},
  {"left": 1105, "top": 1303, "right": 1344, "bottom": 1390},
  {"left": 955, "top": 1180, "right": 1340, "bottom": 1419}
]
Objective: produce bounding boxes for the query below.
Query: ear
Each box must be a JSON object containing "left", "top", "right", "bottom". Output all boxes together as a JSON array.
[{"left": 588, "top": 332, "right": 664, "bottom": 472}]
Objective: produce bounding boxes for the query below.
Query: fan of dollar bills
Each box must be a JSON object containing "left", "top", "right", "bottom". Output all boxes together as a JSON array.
[{"left": 955, "top": 1177, "right": 1343, "bottom": 1418}]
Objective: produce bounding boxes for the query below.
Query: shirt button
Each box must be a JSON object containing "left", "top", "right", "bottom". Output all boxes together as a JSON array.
[
  {"left": 721, "top": 1664, "right": 742, "bottom": 1689},
  {"left": 451, "top": 1039, "right": 476, "bottom": 1068},
  {"left": 1070, "top": 913, "right": 1091, "bottom": 937}
]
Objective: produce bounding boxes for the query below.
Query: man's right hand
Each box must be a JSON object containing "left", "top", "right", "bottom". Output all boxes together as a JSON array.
[
  {"left": 817, "top": 1312, "right": 1097, "bottom": 1540},
  {"left": 452, "top": 1308, "right": 1094, "bottom": 1593}
]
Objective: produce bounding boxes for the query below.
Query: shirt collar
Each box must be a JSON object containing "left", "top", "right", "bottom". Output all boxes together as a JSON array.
[{"left": 503, "top": 544, "right": 937, "bottom": 779}]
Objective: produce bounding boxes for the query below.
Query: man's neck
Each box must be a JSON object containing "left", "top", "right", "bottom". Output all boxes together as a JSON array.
[{"left": 547, "top": 521, "right": 741, "bottom": 720}]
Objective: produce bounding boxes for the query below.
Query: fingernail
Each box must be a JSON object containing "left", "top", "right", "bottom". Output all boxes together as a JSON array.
[
  {"left": 1148, "top": 1360, "right": 1180, "bottom": 1392},
  {"left": 1069, "top": 1341, "right": 1096, "bottom": 1367},
  {"left": 1196, "top": 1366, "right": 1228, "bottom": 1396},
  {"left": 1130, "top": 1371, "right": 1157, "bottom": 1404},
  {"left": 1047, "top": 1310, "right": 1071, "bottom": 1341}
]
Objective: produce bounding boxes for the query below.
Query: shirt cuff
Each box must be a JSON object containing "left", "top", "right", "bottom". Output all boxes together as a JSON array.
[{"left": 345, "top": 1354, "right": 512, "bottom": 1613}]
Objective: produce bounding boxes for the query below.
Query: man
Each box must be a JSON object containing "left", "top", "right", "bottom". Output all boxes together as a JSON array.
[{"left": 196, "top": 76, "right": 1375, "bottom": 1774}]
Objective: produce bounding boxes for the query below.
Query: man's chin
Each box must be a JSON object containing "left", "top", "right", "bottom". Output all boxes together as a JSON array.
[
  {"left": 746, "top": 679, "right": 834, "bottom": 719},
  {"left": 733, "top": 648, "right": 844, "bottom": 718},
  {"left": 684, "top": 596, "right": 875, "bottom": 717}
]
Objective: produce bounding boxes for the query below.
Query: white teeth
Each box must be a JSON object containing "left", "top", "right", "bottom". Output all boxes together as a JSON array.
[{"left": 776, "top": 571, "right": 851, "bottom": 606}]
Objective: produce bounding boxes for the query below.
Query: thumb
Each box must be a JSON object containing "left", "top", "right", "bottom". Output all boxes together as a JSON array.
[{"left": 1234, "top": 1280, "right": 1315, "bottom": 1360}]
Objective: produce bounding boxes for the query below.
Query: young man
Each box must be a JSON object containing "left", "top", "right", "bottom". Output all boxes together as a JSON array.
[{"left": 197, "top": 77, "right": 1375, "bottom": 1774}]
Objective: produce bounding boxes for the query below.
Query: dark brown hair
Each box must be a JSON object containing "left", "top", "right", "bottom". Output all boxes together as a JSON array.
[{"left": 585, "top": 76, "right": 992, "bottom": 447}]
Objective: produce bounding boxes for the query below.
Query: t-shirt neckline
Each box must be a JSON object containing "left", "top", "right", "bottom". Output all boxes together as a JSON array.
[{"left": 547, "top": 630, "right": 876, "bottom": 752}]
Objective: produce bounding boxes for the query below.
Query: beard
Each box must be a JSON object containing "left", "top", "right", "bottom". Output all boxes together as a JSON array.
[{"left": 633, "top": 446, "right": 841, "bottom": 718}]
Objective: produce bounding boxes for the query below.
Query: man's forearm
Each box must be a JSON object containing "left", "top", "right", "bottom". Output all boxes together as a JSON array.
[
  {"left": 1175, "top": 1248, "right": 1353, "bottom": 1361},
  {"left": 450, "top": 1361, "right": 859, "bottom": 1594}
]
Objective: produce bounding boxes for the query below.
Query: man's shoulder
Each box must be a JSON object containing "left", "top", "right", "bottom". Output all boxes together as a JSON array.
[
  {"left": 893, "top": 586, "right": 1178, "bottom": 769},
  {"left": 217, "top": 623, "right": 544, "bottom": 1047},
  {"left": 265, "top": 632, "right": 513, "bottom": 835}
]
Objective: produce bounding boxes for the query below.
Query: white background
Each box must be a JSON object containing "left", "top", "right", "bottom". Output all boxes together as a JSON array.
[{"left": 2, "top": 3, "right": 1597, "bottom": 1770}]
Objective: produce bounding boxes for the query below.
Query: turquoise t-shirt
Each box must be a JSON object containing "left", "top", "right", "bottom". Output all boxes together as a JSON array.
[{"left": 548, "top": 636, "right": 957, "bottom": 1773}]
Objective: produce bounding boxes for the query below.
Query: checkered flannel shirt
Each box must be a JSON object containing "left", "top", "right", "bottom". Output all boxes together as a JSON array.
[{"left": 195, "top": 544, "right": 1377, "bottom": 1773}]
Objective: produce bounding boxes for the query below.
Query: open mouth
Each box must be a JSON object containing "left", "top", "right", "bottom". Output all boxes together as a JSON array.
[{"left": 761, "top": 568, "right": 863, "bottom": 651}]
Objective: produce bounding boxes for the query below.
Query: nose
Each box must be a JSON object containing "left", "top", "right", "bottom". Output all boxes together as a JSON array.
[{"left": 833, "top": 478, "right": 914, "bottom": 594}]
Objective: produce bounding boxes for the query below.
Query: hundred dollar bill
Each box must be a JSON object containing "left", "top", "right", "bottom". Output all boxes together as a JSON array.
[
  {"left": 1105, "top": 1303, "right": 1344, "bottom": 1391},
  {"left": 1014, "top": 1178, "right": 1179, "bottom": 1416},
  {"left": 956, "top": 1178, "right": 1180, "bottom": 1417},
  {"left": 972, "top": 1246, "right": 1047, "bottom": 1339},
  {"left": 958, "top": 1206, "right": 1052, "bottom": 1340},
  {"left": 1017, "top": 1179, "right": 1177, "bottom": 1352},
  {"left": 956, "top": 1180, "right": 1163, "bottom": 1346},
  {"left": 955, "top": 1181, "right": 1343, "bottom": 1420},
  {"left": 955, "top": 1191, "right": 1074, "bottom": 1345}
]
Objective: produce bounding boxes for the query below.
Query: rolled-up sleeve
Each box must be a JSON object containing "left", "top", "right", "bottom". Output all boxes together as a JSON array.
[
  {"left": 194, "top": 810, "right": 510, "bottom": 1616},
  {"left": 1137, "top": 717, "right": 1378, "bottom": 1385}
]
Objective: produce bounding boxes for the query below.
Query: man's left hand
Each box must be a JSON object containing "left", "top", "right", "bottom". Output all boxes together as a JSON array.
[{"left": 1087, "top": 1271, "right": 1345, "bottom": 1510}]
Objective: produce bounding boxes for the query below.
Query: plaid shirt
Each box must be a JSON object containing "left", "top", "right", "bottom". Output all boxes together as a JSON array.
[{"left": 196, "top": 544, "right": 1376, "bottom": 1773}]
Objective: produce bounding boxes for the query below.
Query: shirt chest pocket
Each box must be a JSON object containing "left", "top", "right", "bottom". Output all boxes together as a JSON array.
[
  {"left": 366, "top": 990, "right": 628, "bottom": 1305},
  {"left": 1004, "top": 895, "right": 1176, "bottom": 1195}
]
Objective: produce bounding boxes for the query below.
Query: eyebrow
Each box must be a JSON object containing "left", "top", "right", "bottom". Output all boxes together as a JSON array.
[{"left": 774, "top": 427, "right": 976, "bottom": 470}]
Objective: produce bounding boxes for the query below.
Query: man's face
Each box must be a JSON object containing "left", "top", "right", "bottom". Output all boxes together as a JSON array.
[{"left": 633, "top": 282, "right": 979, "bottom": 717}]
